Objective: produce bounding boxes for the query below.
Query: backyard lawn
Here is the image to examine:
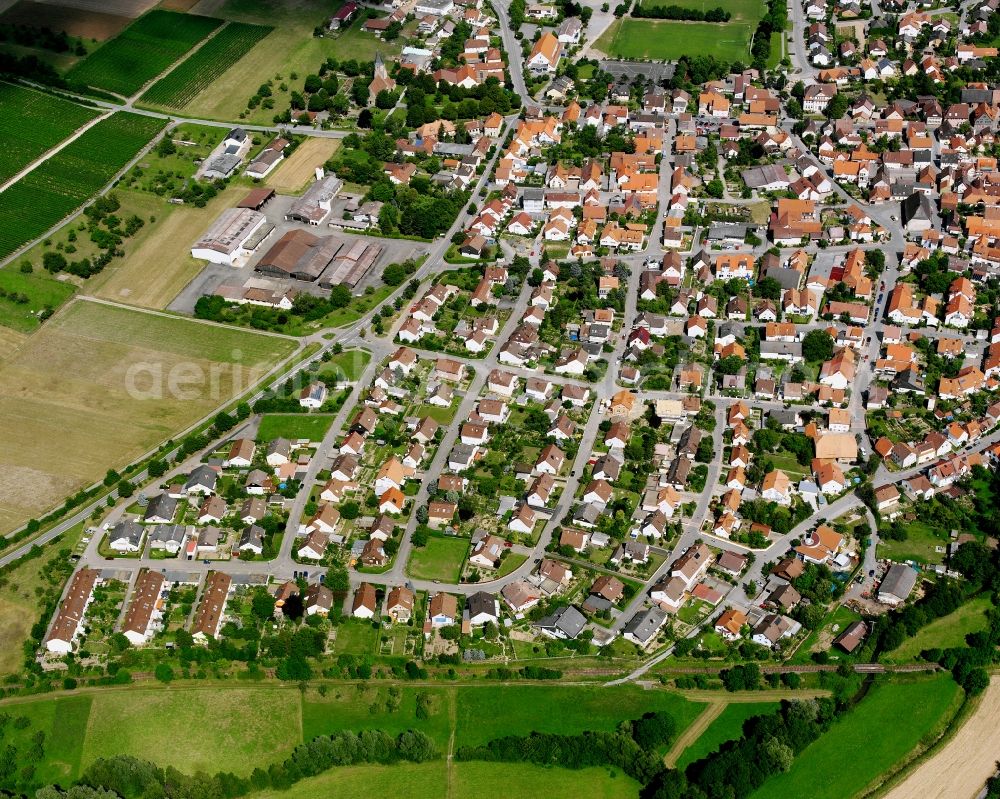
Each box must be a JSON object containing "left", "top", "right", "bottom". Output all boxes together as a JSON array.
[
  {"left": 751, "top": 675, "right": 962, "bottom": 799},
  {"left": 877, "top": 520, "right": 948, "bottom": 565},
  {"left": 332, "top": 618, "right": 380, "bottom": 656},
  {"left": 407, "top": 535, "right": 468, "bottom": 582}
]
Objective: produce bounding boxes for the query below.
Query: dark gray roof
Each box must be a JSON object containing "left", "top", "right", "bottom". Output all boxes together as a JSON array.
[
  {"left": 623, "top": 607, "right": 667, "bottom": 644},
  {"left": 879, "top": 563, "right": 917, "bottom": 601},
  {"left": 537, "top": 605, "right": 587, "bottom": 639}
]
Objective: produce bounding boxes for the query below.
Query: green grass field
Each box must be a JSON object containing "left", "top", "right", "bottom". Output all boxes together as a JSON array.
[
  {"left": 676, "top": 703, "right": 778, "bottom": 769},
  {"left": 81, "top": 688, "right": 302, "bottom": 774},
  {"left": 878, "top": 520, "right": 949, "bottom": 565},
  {"left": 752, "top": 675, "right": 963, "bottom": 799},
  {"left": 257, "top": 414, "right": 334, "bottom": 442},
  {"left": 0, "top": 112, "right": 167, "bottom": 261},
  {"left": 594, "top": 17, "right": 754, "bottom": 60},
  {"left": 886, "top": 597, "right": 992, "bottom": 663},
  {"left": 66, "top": 10, "right": 222, "bottom": 97},
  {"left": 0, "top": 300, "right": 295, "bottom": 534},
  {"left": 322, "top": 349, "right": 371, "bottom": 382},
  {"left": 1, "top": 695, "right": 91, "bottom": 784},
  {"left": 0, "top": 83, "right": 99, "bottom": 184},
  {"left": 332, "top": 619, "right": 380, "bottom": 656},
  {"left": 302, "top": 686, "right": 453, "bottom": 748},
  {"left": 248, "top": 762, "right": 639, "bottom": 799},
  {"left": 140, "top": 21, "right": 273, "bottom": 109},
  {"left": 0, "top": 268, "right": 77, "bottom": 333},
  {"left": 407, "top": 536, "right": 468, "bottom": 582},
  {"left": 454, "top": 685, "right": 705, "bottom": 746}
]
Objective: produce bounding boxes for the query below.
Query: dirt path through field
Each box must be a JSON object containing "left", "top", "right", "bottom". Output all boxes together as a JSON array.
[
  {"left": 881, "top": 678, "right": 1000, "bottom": 799},
  {"left": 664, "top": 701, "right": 723, "bottom": 767}
]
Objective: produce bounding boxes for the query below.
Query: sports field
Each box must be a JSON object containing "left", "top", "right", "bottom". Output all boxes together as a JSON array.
[
  {"left": 266, "top": 139, "right": 342, "bottom": 193},
  {"left": 0, "top": 83, "right": 100, "bottom": 184},
  {"left": 594, "top": 15, "right": 756, "bottom": 61},
  {"left": 65, "top": 10, "right": 222, "bottom": 96},
  {"left": 752, "top": 675, "right": 963, "bottom": 799},
  {"left": 407, "top": 535, "right": 468, "bottom": 582},
  {"left": 0, "top": 112, "right": 167, "bottom": 261},
  {"left": 0, "top": 300, "right": 295, "bottom": 534}
]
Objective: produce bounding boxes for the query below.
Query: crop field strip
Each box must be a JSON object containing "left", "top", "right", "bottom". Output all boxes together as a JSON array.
[
  {"left": 140, "top": 21, "right": 274, "bottom": 109},
  {"left": 0, "top": 84, "right": 101, "bottom": 184},
  {"left": 65, "top": 9, "right": 222, "bottom": 97},
  {"left": 0, "top": 112, "right": 167, "bottom": 261}
]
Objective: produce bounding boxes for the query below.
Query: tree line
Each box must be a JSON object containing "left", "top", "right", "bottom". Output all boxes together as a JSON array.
[
  {"left": 631, "top": 5, "right": 731, "bottom": 21},
  {"left": 54, "top": 729, "right": 437, "bottom": 799}
]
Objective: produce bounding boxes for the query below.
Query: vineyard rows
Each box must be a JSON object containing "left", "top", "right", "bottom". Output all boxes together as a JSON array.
[
  {"left": 66, "top": 10, "right": 222, "bottom": 97},
  {"left": 0, "top": 84, "right": 100, "bottom": 184},
  {"left": 0, "top": 113, "right": 167, "bottom": 260},
  {"left": 141, "top": 22, "right": 273, "bottom": 109}
]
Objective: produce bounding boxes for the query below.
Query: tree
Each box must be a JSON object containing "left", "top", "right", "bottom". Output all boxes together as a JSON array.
[
  {"left": 802, "top": 328, "right": 834, "bottom": 363},
  {"left": 755, "top": 276, "right": 782, "bottom": 300},
  {"left": 252, "top": 591, "right": 276, "bottom": 621},
  {"left": 154, "top": 663, "right": 174, "bottom": 683}
]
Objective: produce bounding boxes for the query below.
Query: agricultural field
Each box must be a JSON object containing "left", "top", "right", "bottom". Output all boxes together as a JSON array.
[
  {"left": 81, "top": 688, "right": 302, "bottom": 774},
  {"left": 752, "top": 675, "right": 963, "bottom": 799},
  {"left": 65, "top": 10, "right": 222, "bottom": 97},
  {"left": 407, "top": 535, "right": 468, "bottom": 582},
  {"left": 90, "top": 187, "right": 242, "bottom": 310},
  {"left": 0, "top": 300, "right": 295, "bottom": 534},
  {"left": 257, "top": 413, "right": 335, "bottom": 442},
  {"left": 0, "top": 2, "right": 134, "bottom": 41},
  {"left": 140, "top": 21, "right": 273, "bottom": 109},
  {"left": 176, "top": 0, "right": 400, "bottom": 123},
  {"left": 0, "top": 112, "right": 167, "bottom": 261},
  {"left": 0, "top": 268, "right": 76, "bottom": 333},
  {"left": 886, "top": 596, "right": 992, "bottom": 662},
  {"left": 266, "top": 138, "right": 342, "bottom": 193},
  {"left": 0, "top": 83, "right": 100, "bottom": 184},
  {"left": 594, "top": 17, "right": 754, "bottom": 61}
]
